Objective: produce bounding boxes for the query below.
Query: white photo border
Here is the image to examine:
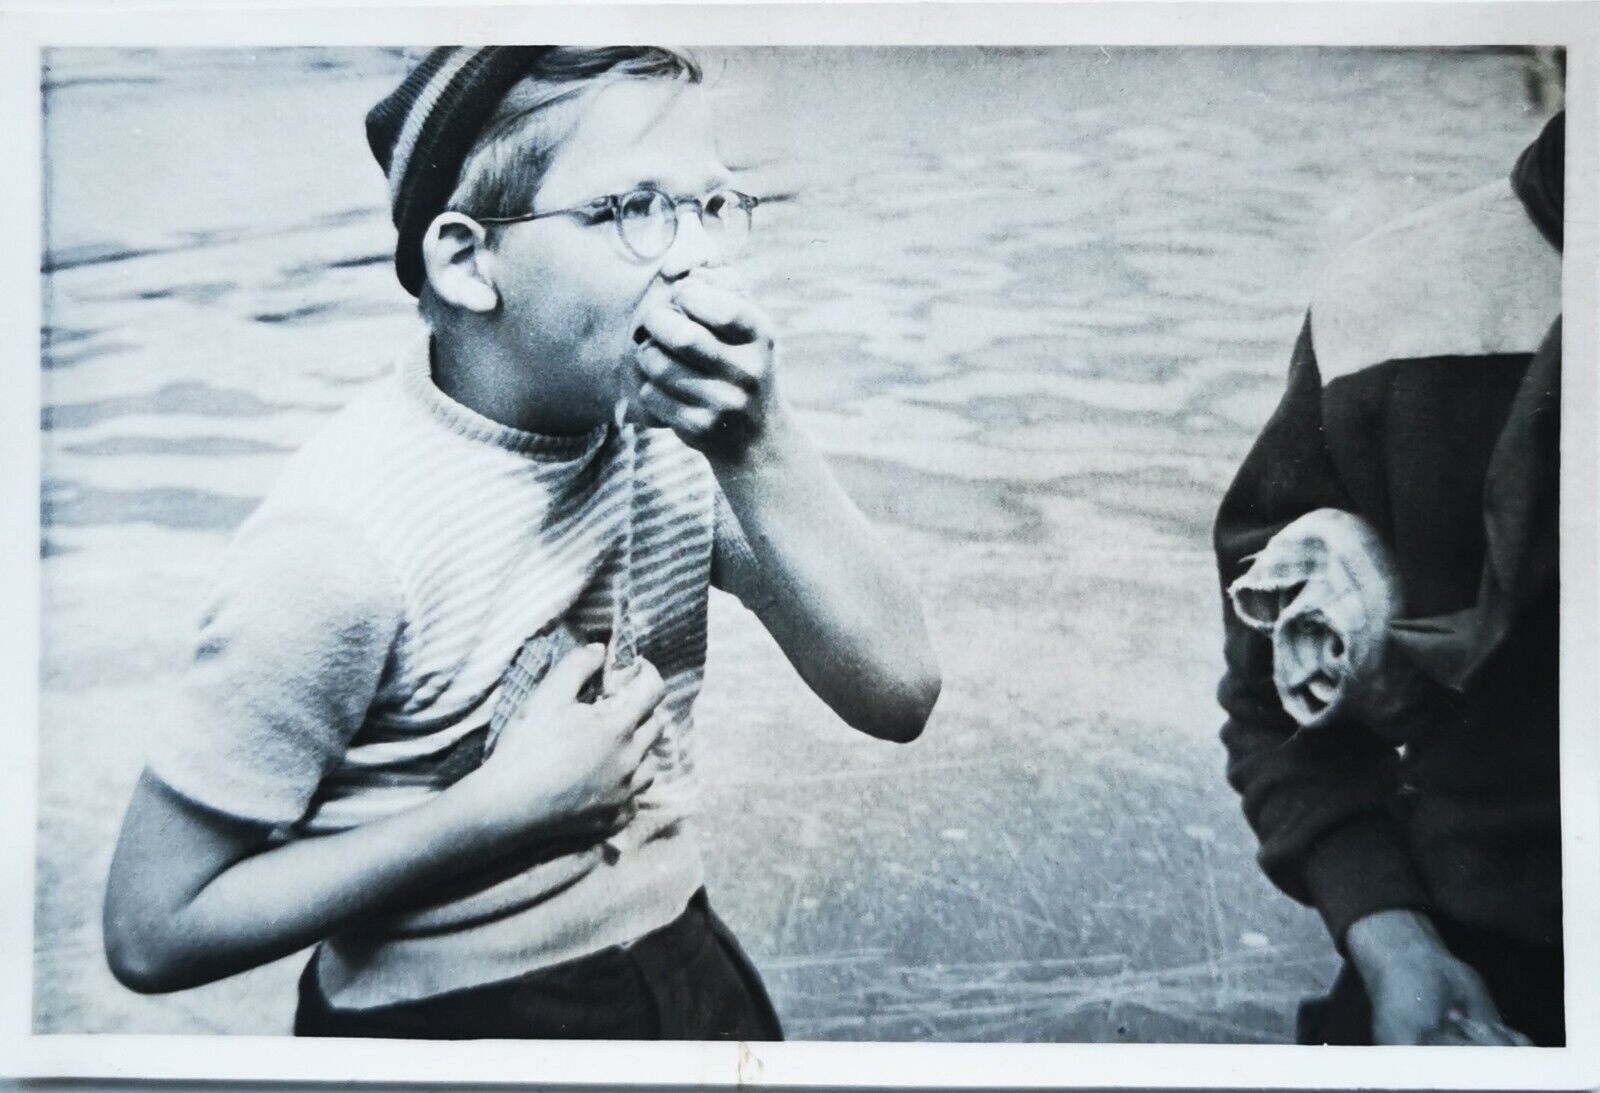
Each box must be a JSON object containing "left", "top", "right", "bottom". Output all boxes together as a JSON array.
[{"left": 2, "top": 2, "right": 1596, "bottom": 1088}]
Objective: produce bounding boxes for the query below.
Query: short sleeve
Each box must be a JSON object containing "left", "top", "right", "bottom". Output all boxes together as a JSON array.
[
  {"left": 148, "top": 510, "right": 403, "bottom": 827},
  {"left": 708, "top": 487, "right": 767, "bottom": 609}
]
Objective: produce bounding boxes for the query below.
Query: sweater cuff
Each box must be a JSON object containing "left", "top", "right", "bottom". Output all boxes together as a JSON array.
[{"left": 1303, "top": 816, "right": 1434, "bottom": 955}]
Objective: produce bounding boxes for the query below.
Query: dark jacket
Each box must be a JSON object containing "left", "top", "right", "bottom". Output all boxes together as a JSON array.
[{"left": 1213, "top": 113, "right": 1564, "bottom": 953}]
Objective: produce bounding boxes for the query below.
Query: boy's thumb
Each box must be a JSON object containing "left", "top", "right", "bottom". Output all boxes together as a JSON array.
[{"left": 547, "top": 644, "right": 607, "bottom": 700}]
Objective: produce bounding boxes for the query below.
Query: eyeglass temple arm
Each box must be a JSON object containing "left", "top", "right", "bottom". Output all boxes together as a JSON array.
[
  {"left": 469, "top": 204, "right": 602, "bottom": 227},
  {"left": 470, "top": 191, "right": 758, "bottom": 227}
]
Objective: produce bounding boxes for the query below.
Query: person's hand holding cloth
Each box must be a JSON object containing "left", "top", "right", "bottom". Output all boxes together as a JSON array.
[{"left": 1227, "top": 508, "right": 1433, "bottom": 742}]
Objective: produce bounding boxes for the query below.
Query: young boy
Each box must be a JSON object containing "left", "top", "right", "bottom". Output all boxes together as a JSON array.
[
  {"left": 1213, "top": 111, "right": 1564, "bottom": 1046},
  {"left": 103, "top": 46, "right": 940, "bottom": 1040}
]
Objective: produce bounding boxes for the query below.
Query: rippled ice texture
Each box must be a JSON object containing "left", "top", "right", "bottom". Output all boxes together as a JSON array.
[{"left": 37, "top": 46, "right": 1549, "bottom": 1040}]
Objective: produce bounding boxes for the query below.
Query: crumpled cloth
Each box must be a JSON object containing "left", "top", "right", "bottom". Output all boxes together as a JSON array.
[{"left": 1228, "top": 508, "right": 1429, "bottom": 734}]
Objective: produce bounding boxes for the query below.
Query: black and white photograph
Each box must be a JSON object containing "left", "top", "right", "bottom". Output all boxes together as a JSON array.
[{"left": 4, "top": 1, "right": 1599, "bottom": 1088}]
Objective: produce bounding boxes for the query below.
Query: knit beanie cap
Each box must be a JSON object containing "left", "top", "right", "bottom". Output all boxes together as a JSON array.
[{"left": 367, "top": 46, "right": 554, "bottom": 297}]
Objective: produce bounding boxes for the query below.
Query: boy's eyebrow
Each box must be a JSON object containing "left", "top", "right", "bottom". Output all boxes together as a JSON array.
[{"left": 609, "top": 172, "right": 734, "bottom": 196}]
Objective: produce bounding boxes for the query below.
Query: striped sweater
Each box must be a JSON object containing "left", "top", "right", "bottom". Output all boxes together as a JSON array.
[{"left": 151, "top": 335, "right": 758, "bottom": 1008}]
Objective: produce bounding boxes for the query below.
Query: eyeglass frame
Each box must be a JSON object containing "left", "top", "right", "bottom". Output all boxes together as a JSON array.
[{"left": 460, "top": 185, "right": 761, "bottom": 261}]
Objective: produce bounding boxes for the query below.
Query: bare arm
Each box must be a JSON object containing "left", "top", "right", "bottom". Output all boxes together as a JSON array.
[
  {"left": 106, "top": 767, "right": 528, "bottom": 992},
  {"left": 634, "top": 277, "right": 941, "bottom": 742},
  {"left": 104, "top": 647, "right": 666, "bottom": 993},
  {"left": 709, "top": 406, "right": 940, "bottom": 742}
]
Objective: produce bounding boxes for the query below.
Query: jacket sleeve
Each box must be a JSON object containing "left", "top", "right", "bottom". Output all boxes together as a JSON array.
[{"left": 1215, "top": 317, "right": 1434, "bottom": 951}]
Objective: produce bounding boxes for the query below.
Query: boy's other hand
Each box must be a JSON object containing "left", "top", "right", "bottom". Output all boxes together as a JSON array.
[
  {"left": 632, "top": 276, "right": 777, "bottom": 461},
  {"left": 1346, "top": 909, "right": 1522, "bottom": 1045},
  {"left": 466, "top": 645, "right": 667, "bottom": 839}
]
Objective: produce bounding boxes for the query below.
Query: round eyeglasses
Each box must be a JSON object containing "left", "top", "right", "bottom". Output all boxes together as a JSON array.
[{"left": 468, "top": 186, "right": 760, "bottom": 261}]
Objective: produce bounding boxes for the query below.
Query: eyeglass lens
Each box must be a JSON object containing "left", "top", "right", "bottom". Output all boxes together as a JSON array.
[{"left": 617, "top": 189, "right": 752, "bottom": 260}]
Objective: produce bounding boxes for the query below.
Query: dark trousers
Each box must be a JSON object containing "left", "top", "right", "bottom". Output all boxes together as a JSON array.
[
  {"left": 295, "top": 890, "right": 783, "bottom": 1041},
  {"left": 1297, "top": 919, "right": 1564, "bottom": 1047}
]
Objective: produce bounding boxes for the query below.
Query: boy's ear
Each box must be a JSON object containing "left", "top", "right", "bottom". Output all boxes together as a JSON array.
[{"left": 421, "top": 212, "right": 501, "bottom": 314}]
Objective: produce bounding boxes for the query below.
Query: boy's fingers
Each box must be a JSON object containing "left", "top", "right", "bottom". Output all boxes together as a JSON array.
[
  {"left": 638, "top": 308, "right": 763, "bottom": 389},
  {"left": 625, "top": 711, "right": 670, "bottom": 772},
  {"left": 638, "top": 308, "right": 724, "bottom": 373},
  {"left": 635, "top": 346, "right": 750, "bottom": 414},
  {"left": 603, "top": 659, "right": 666, "bottom": 732},
  {"left": 637, "top": 382, "right": 721, "bottom": 439},
  {"left": 542, "top": 644, "right": 607, "bottom": 702},
  {"left": 633, "top": 703, "right": 670, "bottom": 749},
  {"left": 672, "top": 282, "right": 768, "bottom": 345}
]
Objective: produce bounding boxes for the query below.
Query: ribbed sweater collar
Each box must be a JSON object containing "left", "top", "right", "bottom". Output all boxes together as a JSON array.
[{"left": 400, "top": 336, "right": 610, "bottom": 461}]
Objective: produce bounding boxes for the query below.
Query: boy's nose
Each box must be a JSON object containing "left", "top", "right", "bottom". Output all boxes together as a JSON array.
[{"left": 658, "top": 207, "right": 715, "bottom": 280}]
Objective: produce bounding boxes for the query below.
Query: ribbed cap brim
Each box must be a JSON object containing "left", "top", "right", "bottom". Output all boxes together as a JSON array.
[{"left": 366, "top": 46, "right": 554, "bottom": 296}]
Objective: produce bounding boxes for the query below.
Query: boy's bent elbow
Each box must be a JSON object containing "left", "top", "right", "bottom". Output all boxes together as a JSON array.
[
  {"left": 905, "top": 663, "right": 944, "bottom": 740},
  {"left": 104, "top": 769, "right": 272, "bottom": 994},
  {"left": 856, "top": 659, "right": 942, "bottom": 744},
  {"left": 104, "top": 919, "right": 184, "bottom": 995},
  {"left": 104, "top": 882, "right": 203, "bottom": 995}
]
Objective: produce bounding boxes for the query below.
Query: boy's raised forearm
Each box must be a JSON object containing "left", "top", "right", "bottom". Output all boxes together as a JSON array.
[
  {"left": 711, "top": 404, "right": 941, "bottom": 742},
  {"left": 633, "top": 279, "right": 941, "bottom": 742}
]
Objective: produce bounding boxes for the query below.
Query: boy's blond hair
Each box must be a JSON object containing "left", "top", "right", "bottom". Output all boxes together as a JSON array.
[{"left": 450, "top": 47, "right": 701, "bottom": 222}]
